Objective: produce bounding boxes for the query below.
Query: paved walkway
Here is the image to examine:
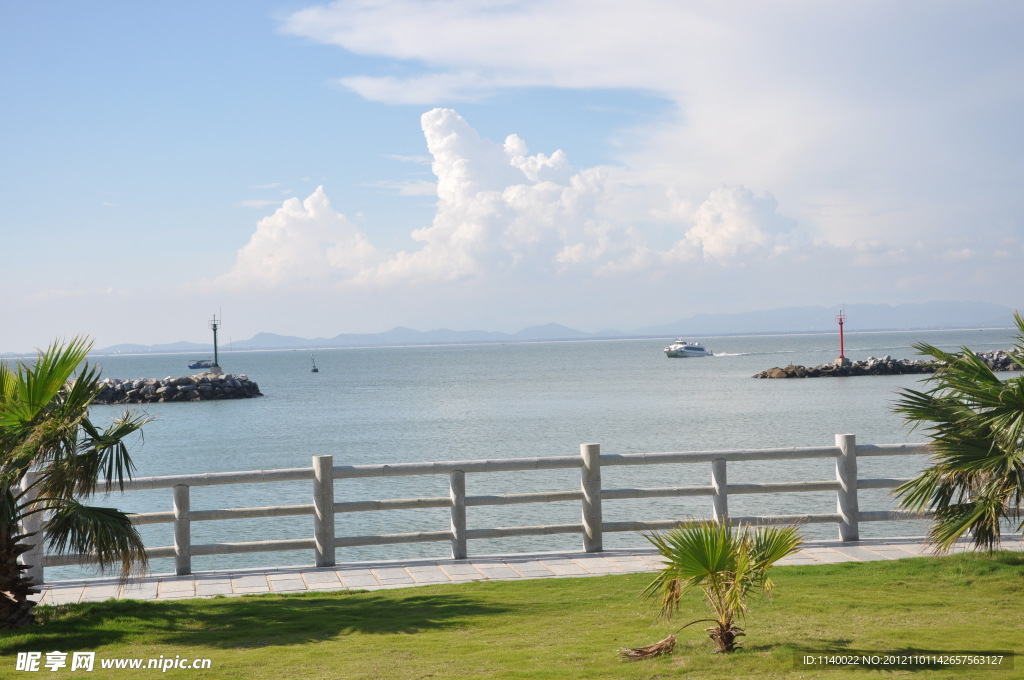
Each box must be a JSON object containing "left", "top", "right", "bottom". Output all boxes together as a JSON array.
[{"left": 34, "top": 535, "right": 1023, "bottom": 606}]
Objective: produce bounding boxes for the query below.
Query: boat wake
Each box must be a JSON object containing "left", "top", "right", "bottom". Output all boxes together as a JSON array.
[{"left": 714, "top": 350, "right": 800, "bottom": 357}]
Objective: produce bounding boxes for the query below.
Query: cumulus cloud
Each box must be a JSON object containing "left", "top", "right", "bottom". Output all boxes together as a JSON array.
[
  {"left": 684, "top": 186, "right": 797, "bottom": 262},
  {"left": 218, "top": 187, "right": 383, "bottom": 289},
  {"left": 355, "top": 108, "right": 648, "bottom": 285},
  {"left": 216, "top": 110, "right": 804, "bottom": 291}
]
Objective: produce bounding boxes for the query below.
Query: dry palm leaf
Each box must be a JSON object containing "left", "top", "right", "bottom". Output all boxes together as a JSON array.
[
  {"left": 617, "top": 618, "right": 721, "bottom": 661},
  {"left": 617, "top": 633, "right": 676, "bottom": 660}
]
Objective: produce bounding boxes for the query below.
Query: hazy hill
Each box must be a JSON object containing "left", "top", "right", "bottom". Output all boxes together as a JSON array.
[
  {"left": 635, "top": 301, "right": 1016, "bottom": 336},
  {"left": 92, "top": 323, "right": 595, "bottom": 354},
  {"left": 86, "top": 301, "right": 1017, "bottom": 355},
  {"left": 89, "top": 340, "right": 214, "bottom": 355}
]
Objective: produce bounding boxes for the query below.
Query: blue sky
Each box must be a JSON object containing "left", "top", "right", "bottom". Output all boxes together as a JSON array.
[{"left": 2, "top": 1, "right": 1022, "bottom": 351}]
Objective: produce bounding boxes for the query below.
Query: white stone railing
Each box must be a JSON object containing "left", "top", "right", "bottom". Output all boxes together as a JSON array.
[{"left": 23, "top": 434, "right": 930, "bottom": 582}]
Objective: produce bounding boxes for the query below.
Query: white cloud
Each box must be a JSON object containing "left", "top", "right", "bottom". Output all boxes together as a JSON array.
[
  {"left": 942, "top": 248, "right": 976, "bottom": 261},
  {"left": 355, "top": 109, "right": 620, "bottom": 285},
  {"left": 381, "top": 154, "right": 431, "bottom": 164},
  {"left": 217, "top": 110, "right": 804, "bottom": 291},
  {"left": 684, "top": 186, "right": 797, "bottom": 262},
  {"left": 360, "top": 179, "right": 438, "bottom": 196},
  {"left": 218, "top": 187, "right": 383, "bottom": 289},
  {"left": 282, "top": 0, "right": 1024, "bottom": 256},
  {"left": 282, "top": 1, "right": 711, "bottom": 96},
  {"left": 336, "top": 70, "right": 542, "bottom": 105}
]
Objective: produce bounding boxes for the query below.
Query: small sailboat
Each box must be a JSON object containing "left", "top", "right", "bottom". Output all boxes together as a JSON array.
[{"left": 310, "top": 354, "right": 319, "bottom": 373}]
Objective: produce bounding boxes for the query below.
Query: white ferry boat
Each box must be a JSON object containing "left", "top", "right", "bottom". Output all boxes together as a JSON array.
[{"left": 664, "top": 339, "right": 713, "bottom": 358}]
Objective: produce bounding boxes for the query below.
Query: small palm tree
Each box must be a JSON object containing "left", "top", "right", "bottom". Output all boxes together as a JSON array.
[
  {"left": 0, "top": 337, "right": 150, "bottom": 629},
  {"left": 893, "top": 312, "right": 1024, "bottom": 552},
  {"left": 621, "top": 521, "right": 802, "bottom": 658}
]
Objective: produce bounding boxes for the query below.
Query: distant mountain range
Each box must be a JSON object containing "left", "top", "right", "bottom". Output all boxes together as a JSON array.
[
  {"left": 93, "top": 323, "right": 607, "bottom": 355},
  {"left": 86, "top": 301, "right": 1017, "bottom": 355},
  {"left": 634, "top": 301, "right": 1017, "bottom": 336}
]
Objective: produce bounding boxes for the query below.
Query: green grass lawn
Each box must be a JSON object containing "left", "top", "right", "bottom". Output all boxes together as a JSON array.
[{"left": 3, "top": 552, "right": 1022, "bottom": 679}]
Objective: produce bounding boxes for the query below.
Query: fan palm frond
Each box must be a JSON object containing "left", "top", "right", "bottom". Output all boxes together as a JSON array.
[
  {"left": 0, "top": 336, "right": 150, "bottom": 628},
  {"left": 637, "top": 521, "right": 801, "bottom": 654},
  {"left": 45, "top": 501, "right": 147, "bottom": 579},
  {"left": 894, "top": 311, "right": 1024, "bottom": 552}
]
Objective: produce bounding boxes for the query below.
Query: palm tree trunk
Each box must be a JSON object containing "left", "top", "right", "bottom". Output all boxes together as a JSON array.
[
  {"left": 706, "top": 623, "right": 745, "bottom": 653},
  {"left": 0, "top": 527, "right": 40, "bottom": 629}
]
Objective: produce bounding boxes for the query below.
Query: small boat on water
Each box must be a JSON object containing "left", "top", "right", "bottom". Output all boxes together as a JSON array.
[
  {"left": 310, "top": 354, "right": 319, "bottom": 373},
  {"left": 188, "top": 359, "right": 214, "bottom": 369},
  {"left": 664, "top": 339, "right": 713, "bottom": 358}
]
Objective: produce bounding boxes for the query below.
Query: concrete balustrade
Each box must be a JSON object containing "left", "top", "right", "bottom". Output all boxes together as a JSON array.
[
  {"left": 836, "top": 434, "right": 860, "bottom": 541},
  {"left": 711, "top": 458, "right": 728, "bottom": 522},
  {"left": 18, "top": 471, "right": 44, "bottom": 584},
  {"left": 172, "top": 485, "right": 190, "bottom": 575},
  {"left": 580, "top": 443, "right": 602, "bottom": 553},
  {"left": 313, "top": 455, "right": 335, "bottom": 568},
  {"left": 25, "top": 436, "right": 932, "bottom": 582},
  {"left": 449, "top": 470, "right": 467, "bottom": 559}
]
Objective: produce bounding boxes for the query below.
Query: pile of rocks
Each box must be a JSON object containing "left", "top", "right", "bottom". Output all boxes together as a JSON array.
[
  {"left": 977, "top": 350, "right": 1023, "bottom": 372},
  {"left": 93, "top": 373, "right": 262, "bottom": 403},
  {"left": 753, "top": 350, "right": 1021, "bottom": 379}
]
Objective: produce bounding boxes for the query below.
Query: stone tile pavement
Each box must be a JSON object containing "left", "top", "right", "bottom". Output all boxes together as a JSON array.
[{"left": 33, "top": 534, "right": 1023, "bottom": 606}]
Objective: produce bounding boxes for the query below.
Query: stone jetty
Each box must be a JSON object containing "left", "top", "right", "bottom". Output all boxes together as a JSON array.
[
  {"left": 753, "top": 350, "right": 1021, "bottom": 379},
  {"left": 93, "top": 373, "right": 262, "bottom": 403}
]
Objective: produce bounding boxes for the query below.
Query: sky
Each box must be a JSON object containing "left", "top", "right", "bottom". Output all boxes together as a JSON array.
[{"left": 2, "top": 1, "right": 1022, "bottom": 352}]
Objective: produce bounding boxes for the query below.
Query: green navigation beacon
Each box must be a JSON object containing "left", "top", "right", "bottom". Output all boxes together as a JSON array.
[{"left": 209, "top": 314, "right": 223, "bottom": 375}]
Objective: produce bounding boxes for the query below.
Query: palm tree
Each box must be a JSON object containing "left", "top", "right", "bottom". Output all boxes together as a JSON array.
[
  {"left": 621, "top": 521, "right": 802, "bottom": 658},
  {"left": 893, "top": 312, "right": 1024, "bottom": 553},
  {"left": 0, "top": 337, "right": 150, "bottom": 629}
]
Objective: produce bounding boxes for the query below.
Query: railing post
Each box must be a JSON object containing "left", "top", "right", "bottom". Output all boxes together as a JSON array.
[
  {"left": 449, "top": 470, "right": 467, "bottom": 559},
  {"left": 313, "top": 455, "right": 336, "bottom": 567},
  {"left": 172, "top": 484, "right": 191, "bottom": 576},
  {"left": 19, "top": 471, "right": 44, "bottom": 585},
  {"left": 580, "top": 443, "right": 602, "bottom": 552},
  {"left": 712, "top": 458, "right": 728, "bottom": 523},
  {"left": 836, "top": 433, "right": 859, "bottom": 541}
]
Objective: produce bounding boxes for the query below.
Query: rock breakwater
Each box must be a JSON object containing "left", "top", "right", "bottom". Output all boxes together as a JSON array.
[
  {"left": 753, "top": 350, "right": 1021, "bottom": 379},
  {"left": 94, "top": 373, "right": 263, "bottom": 403}
]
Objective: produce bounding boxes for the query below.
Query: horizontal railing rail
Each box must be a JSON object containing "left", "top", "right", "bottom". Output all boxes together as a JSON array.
[{"left": 22, "top": 436, "right": 931, "bottom": 581}]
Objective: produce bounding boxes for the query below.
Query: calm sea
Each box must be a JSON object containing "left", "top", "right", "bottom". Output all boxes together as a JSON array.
[{"left": 49, "top": 327, "right": 1016, "bottom": 580}]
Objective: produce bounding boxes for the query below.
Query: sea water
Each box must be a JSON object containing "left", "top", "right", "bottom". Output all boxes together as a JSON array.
[{"left": 48, "top": 327, "right": 1017, "bottom": 580}]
